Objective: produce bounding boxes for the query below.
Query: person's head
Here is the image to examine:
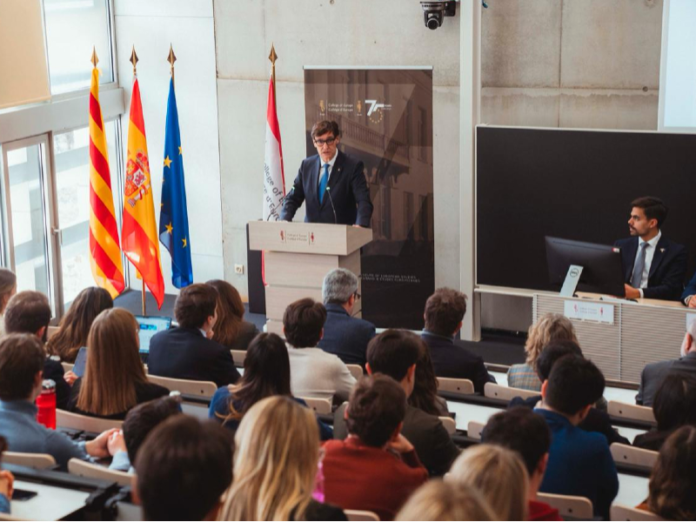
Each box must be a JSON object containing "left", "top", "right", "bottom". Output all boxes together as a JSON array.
[
  {"left": 534, "top": 340, "right": 583, "bottom": 382},
  {"left": 206, "top": 279, "right": 245, "bottom": 347},
  {"left": 541, "top": 355, "right": 605, "bottom": 423},
  {"left": 524, "top": 313, "right": 577, "bottom": 367},
  {"left": 680, "top": 319, "right": 696, "bottom": 357},
  {"left": 0, "top": 269, "right": 17, "bottom": 314},
  {"left": 652, "top": 374, "right": 696, "bottom": 433},
  {"left": 322, "top": 268, "right": 359, "bottom": 312},
  {"left": 365, "top": 329, "right": 420, "bottom": 396},
  {"left": 282, "top": 298, "right": 326, "bottom": 348},
  {"left": 311, "top": 120, "right": 340, "bottom": 163},
  {"left": 4, "top": 291, "right": 51, "bottom": 341},
  {"left": 46, "top": 287, "right": 113, "bottom": 362},
  {"left": 0, "top": 333, "right": 45, "bottom": 402},
  {"left": 174, "top": 283, "right": 218, "bottom": 331},
  {"left": 449, "top": 444, "right": 529, "bottom": 521},
  {"left": 133, "top": 416, "right": 233, "bottom": 521},
  {"left": 219, "top": 396, "right": 319, "bottom": 521},
  {"left": 123, "top": 397, "right": 182, "bottom": 464},
  {"left": 76, "top": 308, "right": 147, "bottom": 416},
  {"left": 396, "top": 480, "right": 495, "bottom": 521},
  {"left": 408, "top": 337, "right": 443, "bottom": 416},
  {"left": 629, "top": 196, "right": 667, "bottom": 237},
  {"left": 424, "top": 288, "right": 467, "bottom": 337}
]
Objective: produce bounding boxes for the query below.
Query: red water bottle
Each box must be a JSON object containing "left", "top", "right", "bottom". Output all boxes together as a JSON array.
[{"left": 36, "top": 379, "right": 56, "bottom": 430}]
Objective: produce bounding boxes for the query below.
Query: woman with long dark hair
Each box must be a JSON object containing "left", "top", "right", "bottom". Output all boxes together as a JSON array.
[
  {"left": 408, "top": 338, "right": 449, "bottom": 416},
  {"left": 207, "top": 279, "right": 258, "bottom": 350}
]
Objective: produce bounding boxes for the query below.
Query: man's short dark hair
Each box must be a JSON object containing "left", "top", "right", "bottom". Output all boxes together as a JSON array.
[
  {"left": 174, "top": 284, "right": 218, "bottom": 329},
  {"left": 346, "top": 375, "right": 407, "bottom": 448},
  {"left": 652, "top": 374, "right": 696, "bottom": 432},
  {"left": 482, "top": 407, "right": 551, "bottom": 476},
  {"left": 4, "top": 291, "right": 51, "bottom": 335},
  {"left": 535, "top": 340, "right": 583, "bottom": 381},
  {"left": 135, "top": 416, "right": 233, "bottom": 521},
  {"left": 0, "top": 334, "right": 45, "bottom": 401},
  {"left": 632, "top": 196, "right": 668, "bottom": 228},
  {"left": 366, "top": 329, "right": 420, "bottom": 382},
  {"left": 545, "top": 356, "right": 605, "bottom": 416},
  {"left": 283, "top": 298, "right": 326, "bottom": 348},
  {"left": 311, "top": 120, "right": 340, "bottom": 139},
  {"left": 424, "top": 288, "right": 467, "bottom": 337},
  {"left": 123, "top": 397, "right": 181, "bottom": 463}
]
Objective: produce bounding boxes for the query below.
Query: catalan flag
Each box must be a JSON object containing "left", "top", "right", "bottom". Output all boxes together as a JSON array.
[
  {"left": 122, "top": 78, "right": 165, "bottom": 309},
  {"left": 88, "top": 66, "right": 124, "bottom": 298}
]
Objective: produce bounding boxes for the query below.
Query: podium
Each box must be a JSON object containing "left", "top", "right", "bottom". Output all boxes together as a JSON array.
[{"left": 248, "top": 221, "right": 373, "bottom": 335}]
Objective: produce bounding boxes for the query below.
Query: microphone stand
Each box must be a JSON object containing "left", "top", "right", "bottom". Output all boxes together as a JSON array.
[{"left": 326, "top": 186, "right": 338, "bottom": 224}]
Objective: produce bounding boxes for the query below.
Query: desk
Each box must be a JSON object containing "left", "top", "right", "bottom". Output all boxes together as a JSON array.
[{"left": 11, "top": 479, "right": 90, "bottom": 520}]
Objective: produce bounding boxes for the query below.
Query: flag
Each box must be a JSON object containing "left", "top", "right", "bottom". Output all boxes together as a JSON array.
[
  {"left": 263, "top": 75, "right": 285, "bottom": 220},
  {"left": 159, "top": 78, "right": 193, "bottom": 288},
  {"left": 88, "top": 67, "right": 124, "bottom": 298},
  {"left": 122, "top": 78, "right": 165, "bottom": 309}
]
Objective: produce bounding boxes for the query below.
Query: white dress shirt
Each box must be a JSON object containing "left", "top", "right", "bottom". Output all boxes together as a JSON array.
[
  {"left": 286, "top": 344, "right": 356, "bottom": 402},
  {"left": 318, "top": 149, "right": 339, "bottom": 187},
  {"left": 633, "top": 231, "right": 661, "bottom": 298}
]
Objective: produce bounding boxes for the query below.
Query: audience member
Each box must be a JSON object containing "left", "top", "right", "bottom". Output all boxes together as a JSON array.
[
  {"left": 148, "top": 283, "right": 240, "bottom": 387},
  {"left": 283, "top": 298, "right": 355, "bottom": 402},
  {"left": 507, "top": 313, "right": 577, "bottom": 391},
  {"left": 0, "top": 436, "right": 13, "bottom": 515},
  {"left": 409, "top": 338, "right": 449, "bottom": 416},
  {"left": 0, "top": 269, "right": 17, "bottom": 337},
  {"left": 634, "top": 374, "right": 696, "bottom": 451},
  {"left": 421, "top": 288, "right": 495, "bottom": 393},
  {"left": 317, "top": 268, "right": 375, "bottom": 367},
  {"left": 207, "top": 279, "right": 259, "bottom": 351},
  {"left": 219, "top": 396, "right": 347, "bottom": 521},
  {"left": 45, "top": 287, "right": 113, "bottom": 363},
  {"left": 0, "top": 334, "right": 124, "bottom": 470},
  {"left": 482, "top": 407, "right": 562, "bottom": 521},
  {"left": 535, "top": 355, "right": 618, "bottom": 519},
  {"left": 133, "top": 416, "right": 233, "bottom": 521},
  {"left": 322, "top": 375, "right": 428, "bottom": 520},
  {"left": 395, "top": 480, "right": 495, "bottom": 521},
  {"left": 449, "top": 444, "right": 529, "bottom": 521},
  {"left": 4, "top": 291, "right": 70, "bottom": 409}
]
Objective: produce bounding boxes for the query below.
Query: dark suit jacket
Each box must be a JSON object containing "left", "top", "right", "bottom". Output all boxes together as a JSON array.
[
  {"left": 45, "top": 357, "right": 70, "bottom": 410},
  {"left": 227, "top": 321, "right": 259, "bottom": 351},
  {"left": 280, "top": 150, "right": 373, "bottom": 227},
  {"left": 148, "top": 327, "right": 241, "bottom": 388},
  {"left": 614, "top": 236, "right": 687, "bottom": 301},
  {"left": 422, "top": 331, "right": 495, "bottom": 394},
  {"left": 682, "top": 270, "right": 696, "bottom": 304},
  {"left": 317, "top": 304, "right": 376, "bottom": 368},
  {"left": 636, "top": 351, "right": 696, "bottom": 407}
]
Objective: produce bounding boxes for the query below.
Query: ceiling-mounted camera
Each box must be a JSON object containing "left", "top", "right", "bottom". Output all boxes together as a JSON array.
[{"left": 420, "top": 1, "right": 457, "bottom": 30}]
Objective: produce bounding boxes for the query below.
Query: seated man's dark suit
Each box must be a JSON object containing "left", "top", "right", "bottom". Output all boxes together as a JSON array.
[
  {"left": 636, "top": 350, "right": 696, "bottom": 407},
  {"left": 614, "top": 236, "right": 687, "bottom": 301},
  {"left": 148, "top": 327, "right": 241, "bottom": 388},
  {"left": 682, "top": 271, "right": 696, "bottom": 305},
  {"left": 317, "top": 303, "right": 376, "bottom": 368},
  {"left": 280, "top": 150, "right": 373, "bottom": 227},
  {"left": 421, "top": 331, "right": 495, "bottom": 394}
]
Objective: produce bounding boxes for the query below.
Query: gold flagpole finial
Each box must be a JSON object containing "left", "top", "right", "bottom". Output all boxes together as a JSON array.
[
  {"left": 167, "top": 44, "right": 177, "bottom": 88},
  {"left": 91, "top": 47, "right": 99, "bottom": 68},
  {"left": 268, "top": 44, "right": 278, "bottom": 67},
  {"left": 130, "top": 46, "right": 139, "bottom": 76},
  {"left": 269, "top": 44, "right": 278, "bottom": 104}
]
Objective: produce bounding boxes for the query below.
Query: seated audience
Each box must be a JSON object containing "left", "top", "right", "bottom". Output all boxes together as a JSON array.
[
  {"left": 683, "top": 270, "right": 696, "bottom": 308},
  {"left": 535, "top": 356, "right": 618, "bottom": 519},
  {"left": 449, "top": 444, "right": 529, "bottom": 521},
  {"left": 409, "top": 339, "right": 449, "bottom": 416},
  {"left": 396, "top": 480, "right": 495, "bottom": 521},
  {"left": 507, "top": 313, "right": 577, "bottom": 391},
  {"left": 0, "top": 334, "right": 125, "bottom": 470},
  {"left": 209, "top": 333, "right": 332, "bottom": 439},
  {"left": 637, "top": 319, "right": 696, "bottom": 406},
  {"left": 219, "top": 396, "right": 347, "bottom": 521},
  {"left": 45, "top": 287, "right": 113, "bottom": 363},
  {"left": 634, "top": 373, "right": 696, "bottom": 451},
  {"left": 207, "top": 279, "right": 259, "bottom": 351},
  {"left": 334, "top": 329, "right": 460, "bottom": 476},
  {"left": 68, "top": 309, "right": 169, "bottom": 420},
  {"left": 148, "top": 283, "right": 240, "bottom": 388},
  {"left": 421, "top": 288, "right": 495, "bottom": 392},
  {"left": 4, "top": 291, "right": 70, "bottom": 409},
  {"left": 317, "top": 268, "right": 375, "bottom": 367},
  {"left": 133, "top": 416, "right": 233, "bottom": 521},
  {"left": 0, "top": 268, "right": 16, "bottom": 337},
  {"left": 482, "top": 407, "right": 562, "bottom": 521},
  {"left": 322, "top": 375, "right": 428, "bottom": 520},
  {"left": 0, "top": 436, "right": 13, "bottom": 515},
  {"left": 283, "top": 298, "right": 355, "bottom": 402}
]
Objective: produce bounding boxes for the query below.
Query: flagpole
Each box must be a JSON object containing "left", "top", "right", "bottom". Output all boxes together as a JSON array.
[
  {"left": 269, "top": 44, "right": 278, "bottom": 107},
  {"left": 168, "top": 44, "right": 176, "bottom": 89}
]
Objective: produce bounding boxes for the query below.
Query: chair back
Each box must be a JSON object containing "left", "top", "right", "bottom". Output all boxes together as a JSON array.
[
  {"left": 346, "top": 364, "right": 363, "bottom": 381},
  {"left": 484, "top": 382, "right": 538, "bottom": 401},
  {"left": 3, "top": 451, "right": 56, "bottom": 470},
  {"left": 467, "top": 420, "right": 485, "bottom": 440},
  {"left": 610, "top": 504, "right": 663, "bottom": 521},
  {"left": 231, "top": 350, "right": 246, "bottom": 367},
  {"left": 68, "top": 458, "right": 132, "bottom": 487},
  {"left": 610, "top": 443, "right": 658, "bottom": 469},
  {"left": 300, "top": 396, "right": 332, "bottom": 415},
  {"left": 437, "top": 377, "right": 475, "bottom": 396},
  {"left": 439, "top": 416, "right": 457, "bottom": 435},
  {"left": 147, "top": 375, "right": 217, "bottom": 398},
  {"left": 345, "top": 510, "right": 380, "bottom": 521},
  {"left": 57, "top": 409, "right": 123, "bottom": 432},
  {"left": 537, "top": 492, "right": 593, "bottom": 519},
  {"left": 608, "top": 400, "right": 656, "bottom": 424}
]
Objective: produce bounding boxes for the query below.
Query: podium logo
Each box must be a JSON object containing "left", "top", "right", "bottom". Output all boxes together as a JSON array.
[
  {"left": 279, "top": 230, "right": 286, "bottom": 243},
  {"left": 365, "top": 99, "right": 392, "bottom": 124},
  {"left": 319, "top": 100, "right": 326, "bottom": 115}
]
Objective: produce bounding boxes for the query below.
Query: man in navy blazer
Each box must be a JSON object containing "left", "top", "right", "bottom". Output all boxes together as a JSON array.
[
  {"left": 148, "top": 284, "right": 240, "bottom": 388},
  {"left": 682, "top": 271, "right": 696, "bottom": 307},
  {"left": 280, "top": 120, "right": 373, "bottom": 227},
  {"left": 614, "top": 196, "right": 687, "bottom": 301}
]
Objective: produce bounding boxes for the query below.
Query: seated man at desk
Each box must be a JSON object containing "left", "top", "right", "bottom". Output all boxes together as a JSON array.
[
  {"left": 614, "top": 196, "right": 687, "bottom": 301},
  {"left": 682, "top": 270, "right": 696, "bottom": 308}
]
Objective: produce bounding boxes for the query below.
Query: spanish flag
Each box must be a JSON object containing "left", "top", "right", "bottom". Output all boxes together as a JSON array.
[
  {"left": 122, "top": 78, "right": 165, "bottom": 309},
  {"left": 88, "top": 67, "right": 124, "bottom": 298}
]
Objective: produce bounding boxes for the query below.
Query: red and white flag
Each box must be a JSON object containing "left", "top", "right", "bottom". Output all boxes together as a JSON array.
[{"left": 263, "top": 76, "right": 285, "bottom": 221}]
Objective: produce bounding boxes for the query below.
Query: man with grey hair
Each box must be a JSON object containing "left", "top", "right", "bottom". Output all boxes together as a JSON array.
[
  {"left": 636, "top": 318, "right": 696, "bottom": 406},
  {"left": 317, "top": 268, "right": 376, "bottom": 367}
]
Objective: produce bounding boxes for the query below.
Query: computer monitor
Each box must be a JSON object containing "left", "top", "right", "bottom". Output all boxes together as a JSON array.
[
  {"left": 134, "top": 315, "right": 172, "bottom": 354},
  {"left": 545, "top": 236, "right": 625, "bottom": 297}
]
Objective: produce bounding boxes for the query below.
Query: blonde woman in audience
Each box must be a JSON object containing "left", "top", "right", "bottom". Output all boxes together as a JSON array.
[
  {"left": 396, "top": 480, "right": 495, "bottom": 521},
  {"left": 507, "top": 313, "right": 577, "bottom": 391},
  {"left": 219, "top": 396, "right": 347, "bottom": 521},
  {"left": 449, "top": 444, "right": 529, "bottom": 521},
  {"left": 0, "top": 269, "right": 16, "bottom": 337}
]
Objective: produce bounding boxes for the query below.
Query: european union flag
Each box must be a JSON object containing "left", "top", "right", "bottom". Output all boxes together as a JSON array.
[{"left": 159, "top": 78, "right": 193, "bottom": 288}]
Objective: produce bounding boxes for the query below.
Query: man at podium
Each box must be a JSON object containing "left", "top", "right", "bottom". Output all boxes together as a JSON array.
[{"left": 281, "top": 120, "right": 373, "bottom": 227}]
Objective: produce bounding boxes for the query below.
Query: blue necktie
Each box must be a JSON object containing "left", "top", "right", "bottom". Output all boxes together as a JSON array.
[{"left": 319, "top": 163, "right": 329, "bottom": 204}]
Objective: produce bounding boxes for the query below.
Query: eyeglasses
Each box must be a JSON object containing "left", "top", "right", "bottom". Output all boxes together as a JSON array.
[
  {"left": 314, "top": 137, "right": 337, "bottom": 146},
  {"left": 353, "top": 291, "right": 361, "bottom": 301}
]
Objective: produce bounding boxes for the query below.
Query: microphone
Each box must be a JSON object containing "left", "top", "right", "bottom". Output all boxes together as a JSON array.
[{"left": 326, "top": 186, "right": 338, "bottom": 224}]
